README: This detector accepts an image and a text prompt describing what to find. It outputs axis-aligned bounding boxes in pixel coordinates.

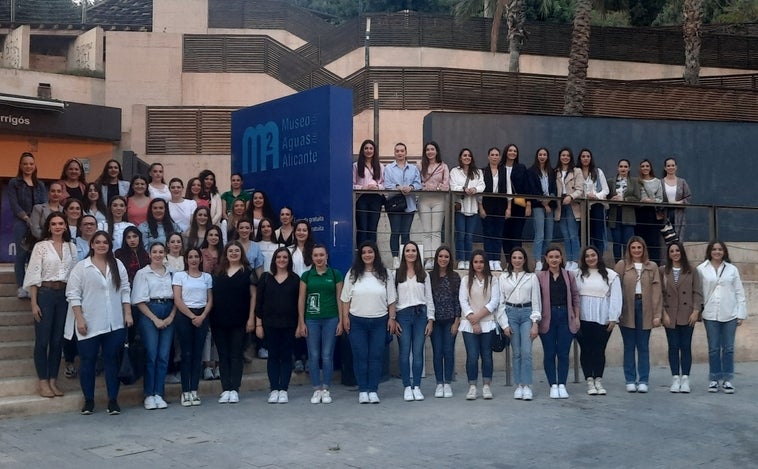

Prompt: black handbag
[491,326,509,352]
[384,194,407,213]
[117,342,136,385]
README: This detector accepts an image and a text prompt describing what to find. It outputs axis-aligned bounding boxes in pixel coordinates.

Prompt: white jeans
[418,193,447,259]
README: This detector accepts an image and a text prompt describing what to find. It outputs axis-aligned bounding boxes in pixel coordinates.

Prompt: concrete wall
[2,25,30,69]
[153,0,208,34]
[181,73,295,106]
[67,27,104,73]
[0,68,104,103]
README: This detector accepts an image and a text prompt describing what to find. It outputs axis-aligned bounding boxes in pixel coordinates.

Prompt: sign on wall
[231,86,354,271]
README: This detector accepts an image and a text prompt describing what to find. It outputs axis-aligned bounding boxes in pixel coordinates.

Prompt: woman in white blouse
[394,241,435,401]
[168,178,197,233]
[697,241,747,394]
[498,247,541,401]
[65,231,133,415]
[132,242,176,410]
[23,212,78,398]
[576,246,622,396]
[450,148,485,270]
[577,149,609,255]
[106,196,134,252]
[148,162,171,201]
[459,249,508,400]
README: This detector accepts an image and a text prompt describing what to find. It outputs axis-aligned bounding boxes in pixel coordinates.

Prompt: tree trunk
[490,0,506,53]
[683,0,703,85]
[506,0,526,72]
[564,0,592,116]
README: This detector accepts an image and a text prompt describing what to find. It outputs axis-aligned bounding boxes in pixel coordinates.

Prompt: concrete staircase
[0,268,311,419]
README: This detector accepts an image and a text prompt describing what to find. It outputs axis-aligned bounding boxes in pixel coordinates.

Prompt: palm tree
[564,0,592,115]
[505,0,527,72]
[682,0,703,85]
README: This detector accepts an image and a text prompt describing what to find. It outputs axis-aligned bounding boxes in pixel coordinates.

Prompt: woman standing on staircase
[23,212,78,398]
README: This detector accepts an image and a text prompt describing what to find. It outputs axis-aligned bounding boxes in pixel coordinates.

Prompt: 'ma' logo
[242,122,279,174]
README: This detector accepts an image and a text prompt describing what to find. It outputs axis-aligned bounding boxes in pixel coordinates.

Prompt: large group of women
[6,144,746,413]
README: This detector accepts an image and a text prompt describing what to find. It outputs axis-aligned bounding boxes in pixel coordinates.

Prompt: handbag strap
[504,272,526,304]
[703,264,725,308]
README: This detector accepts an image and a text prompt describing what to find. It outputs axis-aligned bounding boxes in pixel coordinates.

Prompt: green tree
[564,0,592,115]
[682,0,703,84]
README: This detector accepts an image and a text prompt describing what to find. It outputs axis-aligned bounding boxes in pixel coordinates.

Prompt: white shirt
[449,167,485,216]
[497,271,541,323]
[168,199,197,233]
[131,265,174,304]
[65,258,131,340]
[149,183,171,201]
[256,240,280,271]
[172,271,212,308]
[109,221,135,252]
[23,240,78,288]
[341,270,397,318]
[165,254,184,274]
[698,261,747,322]
[291,246,308,276]
[458,275,505,333]
[575,269,622,325]
[394,272,435,320]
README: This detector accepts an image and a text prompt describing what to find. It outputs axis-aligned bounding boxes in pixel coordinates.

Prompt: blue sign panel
[231,86,354,272]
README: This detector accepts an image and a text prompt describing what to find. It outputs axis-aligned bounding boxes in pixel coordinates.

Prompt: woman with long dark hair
[198,169,224,226]
[353,139,384,247]
[291,219,315,276]
[24,212,77,398]
[168,177,197,233]
[9,152,47,298]
[138,198,180,249]
[63,198,84,240]
[126,175,151,226]
[274,206,295,247]
[635,159,663,264]
[661,157,692,241]
[577,149,609,255]
[417,141,450,269]
[661,241,701,393]
[65,231,133,415]
[607,159,640,263]
[84,182,108,229]
[429,246,461,398]
[450,148,485,270]
[254,217,280,268]
[247,190,275,238]
[183,206,211,249]
[528,147,556,271]
[96,159,130,203]
[480,147,506,271]
[501,144,533,262]
[554,148,584,270]
[341,241,397,404]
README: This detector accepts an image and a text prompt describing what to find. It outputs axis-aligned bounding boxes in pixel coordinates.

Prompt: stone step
[0,284,18,297]
[0,271,15,284]
[0,341,33,360]
[0,370,320,419]
[0,325,35,342]
[0,311,34,327]
[0,297,31,312]
[0,358,36,378]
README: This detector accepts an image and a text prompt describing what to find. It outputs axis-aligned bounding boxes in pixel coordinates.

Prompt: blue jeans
[665,325,694,376]
[610,222,634,263]
[557,207,580,262]
[34,287,67,380]
[455,212,477,263]
[539,305,574,385]
[355,194,383,247]
[78,328,126,401]
[703,319,738,381]
[138,300,175,397]
[508,305,535,385]
[387,211,414,257]
[531,207,554,263]
[348,314,388,393]
[462,331,493,383]
[396,305,428,387]
[619,299,651,384]
[13,220,30,287]
[482,215,504,262]
[305,316,340,388]
[589,203,606,255]
[174,309,210,392]
[430,318,456,384]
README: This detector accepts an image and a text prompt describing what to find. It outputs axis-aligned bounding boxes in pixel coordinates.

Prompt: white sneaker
[368,392,380,403]
[535,261,543,271]
[680,375,690,393]
[443,383,453,398]
[311,389,322,404]
[229,390,239,403]
[154,394,167,409]
[424,259,434,270]
[203,367,214,380]
[403,386,414,401]
[144,395,157,410]
[587,378,597,395]
[722,381,735,394]
[277,390,289,403]
[393,257,400,269]
[181,392,192,407]
[626,383,638,392]
[190,390,201,406]
[594,378,606,395]
[17,287,30,299]
[218,390,231,404]
[513,385,524,399]
[637,383,649,393]
[708,380,719,392]
[434,384,444,398]
[358,392,369,404]
[492,261,503,271]
[258,348,269,359]
[466,385,477,400]
[213,366,221,380]
[522,385,533,401]
[268,390,280,403]
[670,375,681,393]
[482,384,493,399]
[457,261,466,270]
[320,389,332,404]
[549,384,560,399]
[412,386,424,401]
[558,384,569,398]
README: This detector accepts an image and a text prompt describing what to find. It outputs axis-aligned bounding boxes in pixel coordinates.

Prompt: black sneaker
[106,399,121,415]
[81,399,94,415]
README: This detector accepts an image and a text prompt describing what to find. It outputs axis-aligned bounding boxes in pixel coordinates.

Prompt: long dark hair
[530,147,552,174]
[42,211,72,242]
[664,241,692,275]
[85,182,107,214]
[430,245,456,290]
[421,141,442,179]
[88,231,121,290]
[270,246,294,275]
[457,148,480,179]
[705,240,731,263]
[294,219,315,267]
[395,240,426,285]
[466,249,492,294]
[126,175,150,197]
[200,225,224,259]
[502,143,520,165]
[356,139,381,181]
[117,226,148,256]
[247,190,275,222]
[106,196,129,239]
[253,217,274,242]
[506,247,532,277]
[149,162,165,184]
[578,245,610,284]
[215,240,251,275]
[577,148,598,182]
[350,241,388,284]
[198,169,218,197]
[17,152,39,184]
[145,198,175,239]
[63,198,83,237]
[186,206,210,248]
[554,147,575,174]
[184,247,203,272]
[184,177,201,199]
[95,159,123,186]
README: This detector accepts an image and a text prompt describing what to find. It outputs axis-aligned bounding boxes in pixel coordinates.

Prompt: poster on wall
[231,86,354,271]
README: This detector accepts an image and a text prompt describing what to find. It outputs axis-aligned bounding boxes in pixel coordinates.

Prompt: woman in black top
[429,246,461,398]
[212,241,257,404]
[501,144,534,262]
[255,246,300,404]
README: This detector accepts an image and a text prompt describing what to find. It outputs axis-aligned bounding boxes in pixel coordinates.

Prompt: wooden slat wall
[147,107,238,155]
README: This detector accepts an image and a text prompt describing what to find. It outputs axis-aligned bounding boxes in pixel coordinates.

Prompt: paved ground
[0,362,756,468]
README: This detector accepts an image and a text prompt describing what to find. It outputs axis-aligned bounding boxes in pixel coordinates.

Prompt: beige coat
[614,260,663,330]
[659,265,703,327]
[554,168,584,221]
